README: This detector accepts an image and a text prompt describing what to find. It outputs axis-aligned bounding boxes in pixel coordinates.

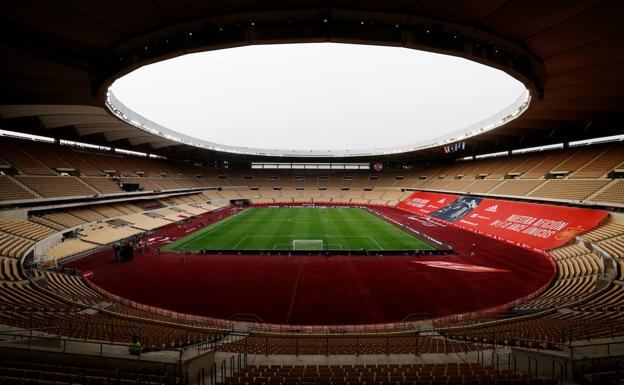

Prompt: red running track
[66,206,555,326]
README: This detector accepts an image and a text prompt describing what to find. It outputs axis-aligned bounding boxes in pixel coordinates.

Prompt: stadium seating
[43,238,97,260]
[0,138,56,175]
[218,335,481,356]
[81,176,124,194]
[218,363,555,385]
[0,359,170,385]
[0,136,622,383]
[1,137,623,207]
[527,179,610,201]
[0,221,54,241]
[0,264,223,349]
[34,212,86,229]
[589,179,624,205]
[437,222,624,348]
[14,176,97,198]
[0,256,24,280]
[0,175,38,201]
[0,233,34,259]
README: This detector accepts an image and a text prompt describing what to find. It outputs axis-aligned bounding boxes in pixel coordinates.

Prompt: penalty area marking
[236,235,384,250]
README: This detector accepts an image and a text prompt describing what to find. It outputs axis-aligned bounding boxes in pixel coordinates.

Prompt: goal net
[292,239,324,251]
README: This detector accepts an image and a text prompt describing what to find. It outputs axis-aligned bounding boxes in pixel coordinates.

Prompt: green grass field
[162,207,436,252]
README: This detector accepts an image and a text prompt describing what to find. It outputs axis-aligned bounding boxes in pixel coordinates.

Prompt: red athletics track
[65,205,555,326]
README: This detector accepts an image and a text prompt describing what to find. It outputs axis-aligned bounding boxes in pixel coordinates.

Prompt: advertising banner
[396,191,458,215]
[398,192,608,250]
[429,196,482,222]
[450,198,608,250]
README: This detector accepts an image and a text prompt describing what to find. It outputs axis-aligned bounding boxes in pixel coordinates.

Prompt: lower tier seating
[0,359,169,385]
[219,363,556,385]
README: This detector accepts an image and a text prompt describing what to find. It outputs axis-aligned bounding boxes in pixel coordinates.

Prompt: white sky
[111,43,525,151]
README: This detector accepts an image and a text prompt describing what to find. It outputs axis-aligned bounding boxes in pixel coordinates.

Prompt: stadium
[1,1,623,384]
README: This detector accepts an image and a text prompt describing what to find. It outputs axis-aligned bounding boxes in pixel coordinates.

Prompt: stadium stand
[77,223,143,245]
[14,176,97,198]
[0,138,56,175]
[0,267,223,350]
[2,3,624,383]
[81,176,125,194]
[0,233,34,259]
[0,175,38,201]
[218,363,556,385]
[43,238,97,260]
[0,221,54,241]
[1,138,622,207]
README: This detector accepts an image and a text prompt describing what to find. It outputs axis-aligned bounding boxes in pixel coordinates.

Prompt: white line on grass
[367,236,383,250]
[232,236,247,249]
[172,209,253,248]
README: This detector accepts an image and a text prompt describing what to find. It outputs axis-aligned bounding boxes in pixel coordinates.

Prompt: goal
[292,239,324,251]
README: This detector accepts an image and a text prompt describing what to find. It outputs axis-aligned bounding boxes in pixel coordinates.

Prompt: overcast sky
[111,43,525,152]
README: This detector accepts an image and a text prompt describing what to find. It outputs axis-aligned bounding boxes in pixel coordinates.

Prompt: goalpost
[292,239,324,251]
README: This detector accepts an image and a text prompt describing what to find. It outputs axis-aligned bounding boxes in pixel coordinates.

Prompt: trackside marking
[413,261,510,273]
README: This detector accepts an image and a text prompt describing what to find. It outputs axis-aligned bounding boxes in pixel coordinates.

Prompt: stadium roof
[1,0,623,162]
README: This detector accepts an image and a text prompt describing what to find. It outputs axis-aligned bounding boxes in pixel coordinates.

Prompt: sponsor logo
[485,205,498,212]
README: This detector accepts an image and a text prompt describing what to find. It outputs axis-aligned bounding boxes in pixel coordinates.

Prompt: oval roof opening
[110,43,528,156]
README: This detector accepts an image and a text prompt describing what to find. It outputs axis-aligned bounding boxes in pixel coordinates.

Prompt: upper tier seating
[0,137,622,208]
[0,138,56,175]
[0,175,38,201]
[14,176,97,198]
[570,144,624,178]
[81,177,124,194]
[589,179,624,205]
[527,179,610,201]
[487,179,544,197]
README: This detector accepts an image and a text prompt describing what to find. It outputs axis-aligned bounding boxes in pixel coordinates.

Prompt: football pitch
[162,207,436,252]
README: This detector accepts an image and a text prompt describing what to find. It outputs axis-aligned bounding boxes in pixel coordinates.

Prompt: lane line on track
[285,260,305,324]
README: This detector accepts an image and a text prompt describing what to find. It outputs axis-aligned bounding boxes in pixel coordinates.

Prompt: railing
[0,330,185,363]
[212,332,505,356]
[208,353,247,385]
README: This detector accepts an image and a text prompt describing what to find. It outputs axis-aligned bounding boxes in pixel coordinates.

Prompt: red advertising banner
[396,191,458,215]
[398,192,608,250]
[452,198,608,250]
